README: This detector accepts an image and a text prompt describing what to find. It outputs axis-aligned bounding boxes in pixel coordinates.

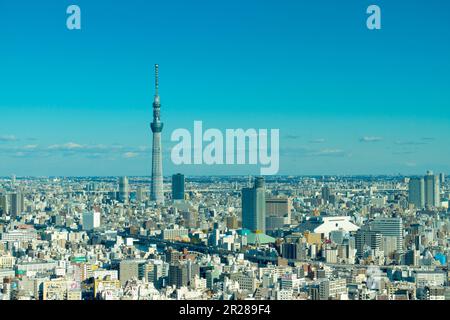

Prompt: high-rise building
[408,177,425,209]
[153,263,167,288]
[355,227,382,258]
[321,185,331,203]
[144,261,168,289]
[370,217,403,253]
[0,194,8,216]
[405,249,420,266]
[265,197,291,231]
[172,174,185,201]
[168,263,189,288]
[281,243,301,260]
[136,186,146,202]
[82,211,101,231]
[242,177,266,233]
[118,176,129,204]
[150,64,164,205]
[439,173,445,185]
[10,192,24,218]
[424,171,440,207]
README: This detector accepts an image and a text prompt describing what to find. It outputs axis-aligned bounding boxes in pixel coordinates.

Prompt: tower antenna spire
[155,64,159,97]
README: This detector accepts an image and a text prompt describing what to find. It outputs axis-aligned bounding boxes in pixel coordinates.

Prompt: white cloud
[48,142,84,150]
[309,138,326,144]
[308,149,346,157]
[360,136,383,142]
[0,135,17,142]
[22,144,38,150]
[123,152,139,159]
[405,162,417,167]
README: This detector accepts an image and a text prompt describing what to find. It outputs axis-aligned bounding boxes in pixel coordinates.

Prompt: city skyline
[1,0,450,176]
[1,173,448,301]
[1,0,449,306]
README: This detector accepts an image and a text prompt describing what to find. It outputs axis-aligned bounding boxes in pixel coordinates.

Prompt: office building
[0,195,8,216]
[118,177,130,204]
[424,171,440,207]
[10,192,24,218]
[82,211,101,231]
[405,249,420,266]
[168,263,189,288]
[370,217,404,253]
[119,260,146,286]
[408,177,425,209]
[265,196,291,230]
[321,185,332,203]
[242,177,266,233]
[172,174,185,201]
[355,227,382,258]
[319,278,347,300]
[281,243,302,260]
[136,186,146,202]
[439,173,445,185]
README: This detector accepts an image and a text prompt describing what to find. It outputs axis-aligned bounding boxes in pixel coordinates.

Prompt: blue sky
[0,0,449,176]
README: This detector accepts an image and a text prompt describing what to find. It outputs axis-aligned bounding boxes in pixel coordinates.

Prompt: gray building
[439,173,445,185]
[118,176,129,204]
[10,192,24,218]
[370,217,404,253]
[265,196,291,231]
[242,177,266,233]
[408,177,425,209]
[355,227,382,258]
[172,173,185,201]
[0,194,8,216]
[119,260,146,286]
[168,263,189,288]
[321,185,332,203]
[424,171,440,207]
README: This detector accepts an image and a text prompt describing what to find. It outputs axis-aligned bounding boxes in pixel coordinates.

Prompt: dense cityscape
[1,64,449,301]
[0,172,448,300]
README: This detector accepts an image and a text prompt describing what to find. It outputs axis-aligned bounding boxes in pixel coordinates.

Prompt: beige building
[0,255,15,269]
[43,279,80,300]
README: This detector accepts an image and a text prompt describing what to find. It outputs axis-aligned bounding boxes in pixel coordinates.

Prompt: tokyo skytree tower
[150,64,164,205]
